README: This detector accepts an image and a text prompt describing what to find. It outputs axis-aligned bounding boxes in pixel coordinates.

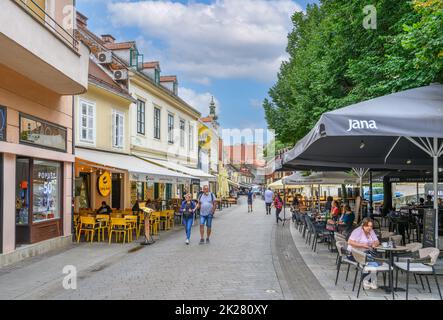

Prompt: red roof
[104,42,135,50]
[160,76,177,83]
[200,117,213,123]
[143,61,160,69]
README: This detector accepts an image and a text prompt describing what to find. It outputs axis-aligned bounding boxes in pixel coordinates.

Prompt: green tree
[265,0,443,144]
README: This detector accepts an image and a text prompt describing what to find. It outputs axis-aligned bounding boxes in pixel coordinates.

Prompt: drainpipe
[433,137,439,248]
[71,95,75,242]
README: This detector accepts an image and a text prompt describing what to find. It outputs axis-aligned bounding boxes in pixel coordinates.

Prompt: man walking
[197,185,217,244]
[247,188,254,213]
[264,187,274,215]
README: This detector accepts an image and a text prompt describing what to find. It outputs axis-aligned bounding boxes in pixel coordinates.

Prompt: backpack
[198,192,215,203]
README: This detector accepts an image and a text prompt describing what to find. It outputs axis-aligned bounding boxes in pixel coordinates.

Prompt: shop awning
[136,156,217,182]
[228,179,240,188]
[75,148,195,183]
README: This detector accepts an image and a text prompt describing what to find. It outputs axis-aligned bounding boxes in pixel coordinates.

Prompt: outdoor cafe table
[374,245,410,299]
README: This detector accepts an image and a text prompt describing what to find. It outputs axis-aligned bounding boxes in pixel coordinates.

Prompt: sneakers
[363,280,378,290]
[199,239,205,245]
[206,238,210,244]
[363,280,372,290]
[186,239,190,245]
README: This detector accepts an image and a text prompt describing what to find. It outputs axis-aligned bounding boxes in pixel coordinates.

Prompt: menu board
[422,208,436,248]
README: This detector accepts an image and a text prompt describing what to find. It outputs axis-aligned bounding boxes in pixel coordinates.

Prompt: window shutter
[118,113,124,147]
[112,111,116,147]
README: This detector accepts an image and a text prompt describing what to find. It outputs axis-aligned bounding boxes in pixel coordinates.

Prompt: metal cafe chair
[394,247,442,300]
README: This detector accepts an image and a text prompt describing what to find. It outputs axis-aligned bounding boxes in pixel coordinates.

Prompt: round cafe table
[374,245,410,299]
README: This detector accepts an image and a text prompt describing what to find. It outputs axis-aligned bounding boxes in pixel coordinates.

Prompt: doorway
[0,154,3,253]
[111,174,122,209]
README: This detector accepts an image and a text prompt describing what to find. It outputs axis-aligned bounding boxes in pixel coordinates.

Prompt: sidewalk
[0,209,222,299]
[0,202,254,300]
[289,221,442,300]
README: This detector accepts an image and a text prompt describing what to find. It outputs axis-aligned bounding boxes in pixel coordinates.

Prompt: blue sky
[77,0,317,133]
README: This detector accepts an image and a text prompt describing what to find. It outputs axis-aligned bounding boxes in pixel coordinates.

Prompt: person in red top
[331,200,340,221]
[274,193,284,224]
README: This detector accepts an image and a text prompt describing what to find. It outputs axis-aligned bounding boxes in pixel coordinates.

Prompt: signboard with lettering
[191,179,200,186]
[0,106,6,141]
[98,172,111,197]
[20,114,67,152]
[422,208,436,248]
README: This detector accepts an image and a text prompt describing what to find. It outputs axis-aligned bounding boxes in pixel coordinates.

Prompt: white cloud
[179,87,220,116]
[108,0,302,83]
[250,98,263,109]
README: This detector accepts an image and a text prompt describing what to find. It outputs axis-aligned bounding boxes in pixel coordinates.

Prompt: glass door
[15,158,30,246]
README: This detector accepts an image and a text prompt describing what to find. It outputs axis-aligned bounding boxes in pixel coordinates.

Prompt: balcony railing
[13,0,79,52]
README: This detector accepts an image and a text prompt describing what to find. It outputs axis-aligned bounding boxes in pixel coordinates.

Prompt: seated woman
[339,205,355,225]
[330,200,340,221]
[347,218,380,290]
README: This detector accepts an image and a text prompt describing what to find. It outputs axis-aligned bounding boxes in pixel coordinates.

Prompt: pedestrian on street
[197,185,217,244]
[264,187,274,215]
[274,193,284,224]
[180,193,197,245]
[247,188,254,213]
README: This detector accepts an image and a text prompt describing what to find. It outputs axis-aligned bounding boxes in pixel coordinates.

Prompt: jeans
[265,203,272,215]
[183,217,193,240]
[276,208,283,223]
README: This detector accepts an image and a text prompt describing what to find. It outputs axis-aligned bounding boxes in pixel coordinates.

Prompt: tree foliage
[264,0,443,144]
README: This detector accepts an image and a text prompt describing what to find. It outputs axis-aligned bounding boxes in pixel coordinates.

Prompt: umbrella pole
[433,138,439,248]
[318,184,321,213]
[283,181,286,226]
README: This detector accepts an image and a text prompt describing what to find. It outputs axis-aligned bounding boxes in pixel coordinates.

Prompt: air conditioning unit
[113,69,128,81]
[97,51,112,64]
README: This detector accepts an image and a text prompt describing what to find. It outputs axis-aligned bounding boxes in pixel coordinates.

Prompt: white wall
[129,81,198,164]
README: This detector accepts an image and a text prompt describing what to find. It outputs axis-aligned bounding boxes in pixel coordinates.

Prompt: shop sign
[0,106,6,141]
[191,179,200,186]
[20,114,67,152]
[98,172,111,197]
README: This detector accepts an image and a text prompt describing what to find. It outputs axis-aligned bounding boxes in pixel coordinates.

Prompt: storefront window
[136,182,145,201]
[32,160,61,223]
[16,158,30,225]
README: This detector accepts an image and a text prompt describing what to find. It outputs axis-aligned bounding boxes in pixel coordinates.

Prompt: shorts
[248,200,253,205]
[200,214,213,228]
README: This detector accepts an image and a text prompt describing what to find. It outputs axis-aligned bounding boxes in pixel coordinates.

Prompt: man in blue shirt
[247,189,254,213]
[264,188,274,215]
[197,185,217,244]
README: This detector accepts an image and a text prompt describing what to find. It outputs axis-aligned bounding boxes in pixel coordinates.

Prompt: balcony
[0,0,89,94]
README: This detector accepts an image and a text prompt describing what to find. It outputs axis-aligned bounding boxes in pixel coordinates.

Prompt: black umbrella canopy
[283,84,443,170]
[282,84,443,247]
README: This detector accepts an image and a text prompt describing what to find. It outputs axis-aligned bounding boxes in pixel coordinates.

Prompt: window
[189,123,194,151]
[155,69,160,84]
[180,120,185,148]
[137,100,145,135]
[32,160,61,223]
[79,99,95,144]
[112,110,124,148]
[168,114,174,144]
[154,107,161,139]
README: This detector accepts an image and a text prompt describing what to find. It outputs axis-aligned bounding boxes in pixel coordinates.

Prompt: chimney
[101,34,116,44]
[76,11,88,29]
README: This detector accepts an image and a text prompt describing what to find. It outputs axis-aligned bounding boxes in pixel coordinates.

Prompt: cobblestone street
[2,198,442,300]
[0,199,325,300]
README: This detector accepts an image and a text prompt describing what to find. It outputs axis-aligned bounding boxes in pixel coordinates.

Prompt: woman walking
[274,193,284,224]
[180,193,197,245]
